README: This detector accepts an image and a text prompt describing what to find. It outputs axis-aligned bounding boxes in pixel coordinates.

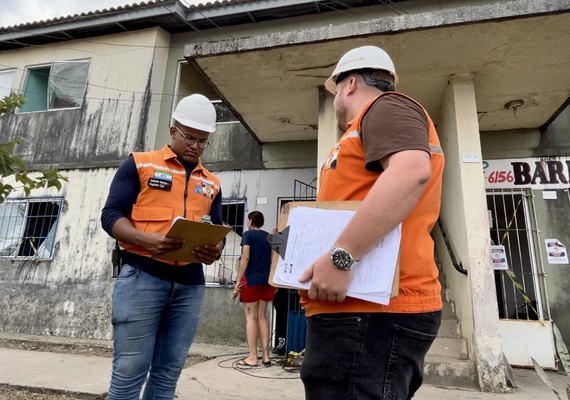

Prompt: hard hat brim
[324,76,337,95]
[174,117,216,133]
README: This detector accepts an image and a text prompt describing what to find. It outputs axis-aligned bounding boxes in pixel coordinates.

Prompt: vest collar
[160,144,206,174]
[345,93,386,132]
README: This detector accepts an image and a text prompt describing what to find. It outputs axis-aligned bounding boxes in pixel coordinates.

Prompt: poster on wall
[491,245,509,270]
[545,239,568,265]
[483,157,570,189]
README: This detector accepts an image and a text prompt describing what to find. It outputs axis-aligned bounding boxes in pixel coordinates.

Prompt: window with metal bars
[487,189,546,321]
[0,197,64,260]
[204,198,246,286]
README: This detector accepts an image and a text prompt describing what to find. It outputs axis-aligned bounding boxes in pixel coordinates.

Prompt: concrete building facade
[1,0,569,391]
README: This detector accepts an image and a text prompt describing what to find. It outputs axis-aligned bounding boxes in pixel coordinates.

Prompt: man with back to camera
[298,45,445,399]
[101,94,224,399]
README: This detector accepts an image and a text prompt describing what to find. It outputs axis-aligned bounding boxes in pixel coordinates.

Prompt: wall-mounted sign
[542,191,558,200]
[483,157,570,189]
[491,245,509,270]
[545,239,568,265]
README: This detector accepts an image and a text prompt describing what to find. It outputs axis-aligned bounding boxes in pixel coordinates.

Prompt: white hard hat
[324,45,398,94]
[171,94,217,133]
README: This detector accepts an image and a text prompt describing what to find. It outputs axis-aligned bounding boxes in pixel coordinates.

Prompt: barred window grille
[0,197,64,261]
[204,198,246,286]
[486,189,547,321]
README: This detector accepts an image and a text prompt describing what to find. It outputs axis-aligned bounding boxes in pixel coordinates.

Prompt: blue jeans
[301,311,441,400]
[108,265,205,400]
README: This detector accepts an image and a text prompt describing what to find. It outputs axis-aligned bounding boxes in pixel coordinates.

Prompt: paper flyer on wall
[545,239,568,265]
[490,245,508,270]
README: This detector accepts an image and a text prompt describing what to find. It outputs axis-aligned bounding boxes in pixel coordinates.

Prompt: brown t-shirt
[361,94,429,172]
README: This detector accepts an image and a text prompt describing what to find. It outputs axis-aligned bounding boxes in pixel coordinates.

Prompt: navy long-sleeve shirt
[101,156,223,284]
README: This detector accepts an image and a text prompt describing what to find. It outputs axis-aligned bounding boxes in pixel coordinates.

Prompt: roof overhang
[185,0,570,142]
[0,0,406,50]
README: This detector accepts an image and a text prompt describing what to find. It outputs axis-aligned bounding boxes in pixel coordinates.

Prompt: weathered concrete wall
[202,123,263,171]
[539,103,570,155]
[261,141,317,169]
[480,129,541,159]
[216,168,317,227]
[533,189,570,347]
[317,89,339,184]
[438,75,507,391]
[0,166,315,342]
[196,287,245,346]
[0,27,169,168]
[0,169,116,339]
[534,105,570,346]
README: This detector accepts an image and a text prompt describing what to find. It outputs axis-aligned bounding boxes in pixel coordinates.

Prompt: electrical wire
[208,324,303,378]
[0,0,407,50]
[160,5,215,42]
[0,1,410,104]
[179,0,235,40]
[380,0,409,15]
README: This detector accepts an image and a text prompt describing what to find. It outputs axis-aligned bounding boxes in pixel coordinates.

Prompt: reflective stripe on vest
[119,145,221,264]
[304,92,444,315]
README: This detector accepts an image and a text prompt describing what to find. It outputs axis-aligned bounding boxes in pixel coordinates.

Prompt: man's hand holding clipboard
[161,217,232,264]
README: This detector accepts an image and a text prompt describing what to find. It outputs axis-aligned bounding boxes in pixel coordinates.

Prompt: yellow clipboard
[162,218,232,263]
[268,201,399,298]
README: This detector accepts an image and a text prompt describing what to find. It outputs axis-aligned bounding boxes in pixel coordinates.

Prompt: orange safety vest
[119,145,221,264]
[302,92,444,316]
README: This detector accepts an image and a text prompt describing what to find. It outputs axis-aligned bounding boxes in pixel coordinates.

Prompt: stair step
[441,302,456,319]
[428,337,468,359]
[438,318,461,338]
[424,355,477,388]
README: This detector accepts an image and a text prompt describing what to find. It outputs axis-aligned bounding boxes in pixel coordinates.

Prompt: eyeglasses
[174,127,209,149]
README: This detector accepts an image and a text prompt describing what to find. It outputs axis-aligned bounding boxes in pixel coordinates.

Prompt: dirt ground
[0,385,102,400]
[0,337,207,400]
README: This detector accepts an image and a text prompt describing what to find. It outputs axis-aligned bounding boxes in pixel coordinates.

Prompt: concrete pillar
[317,87,340,187]
[438,74,507,392]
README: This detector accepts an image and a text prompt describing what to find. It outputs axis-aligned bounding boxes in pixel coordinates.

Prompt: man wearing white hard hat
[101,94,224,399]
[299,46,445,399]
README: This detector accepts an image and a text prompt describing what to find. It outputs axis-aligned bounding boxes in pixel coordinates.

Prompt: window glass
[20,60,90,112]
[213,101,240,124]
[0,197,64,260]
[20,67,50,112]
[0,202,26,256]
[0,69,16,99]
[48,61,90,109]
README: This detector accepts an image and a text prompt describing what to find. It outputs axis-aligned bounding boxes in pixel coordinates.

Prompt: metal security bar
[0,197,64,261]
[204,197,246,286]
[486,189,547,321]
[293,179,317,201]
[281,179,317,353]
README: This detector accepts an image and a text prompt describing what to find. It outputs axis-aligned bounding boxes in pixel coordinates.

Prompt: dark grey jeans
[301,311,441,400]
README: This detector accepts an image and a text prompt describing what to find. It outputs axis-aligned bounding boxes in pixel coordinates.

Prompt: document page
[272,207,401,305]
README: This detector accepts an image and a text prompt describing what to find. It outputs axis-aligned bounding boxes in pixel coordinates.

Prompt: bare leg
[243,302,259,364]
[257,300,271,363]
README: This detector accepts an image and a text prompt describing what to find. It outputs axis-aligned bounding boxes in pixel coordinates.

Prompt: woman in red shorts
[234,211,276,367]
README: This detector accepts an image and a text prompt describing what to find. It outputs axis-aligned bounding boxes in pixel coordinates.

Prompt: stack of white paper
[272,207,401,305]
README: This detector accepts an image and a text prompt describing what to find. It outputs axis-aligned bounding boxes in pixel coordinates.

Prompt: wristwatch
[330,245,358,271]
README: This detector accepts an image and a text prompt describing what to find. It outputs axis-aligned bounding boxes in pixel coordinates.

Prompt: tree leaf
[531,357,562,399]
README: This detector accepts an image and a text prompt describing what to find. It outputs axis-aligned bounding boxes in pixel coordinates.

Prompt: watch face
[332,248,353,270]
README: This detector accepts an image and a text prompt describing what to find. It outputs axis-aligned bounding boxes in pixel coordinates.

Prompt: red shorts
[239,277,276,303]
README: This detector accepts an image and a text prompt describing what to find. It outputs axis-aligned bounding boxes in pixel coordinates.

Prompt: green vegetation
[0,93,67,203]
